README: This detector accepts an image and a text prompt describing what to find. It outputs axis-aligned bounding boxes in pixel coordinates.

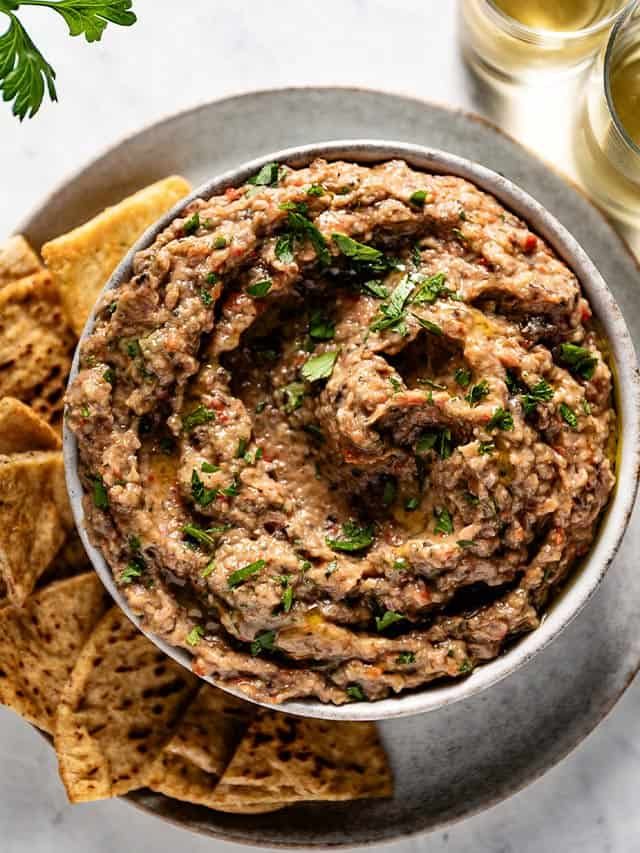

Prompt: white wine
[491,0,626,33]
[461,0,627,82]
[610,42,640,144]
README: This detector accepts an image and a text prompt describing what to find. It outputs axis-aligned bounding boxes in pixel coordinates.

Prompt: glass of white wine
[574,0,640,224]
[460,0,632,82]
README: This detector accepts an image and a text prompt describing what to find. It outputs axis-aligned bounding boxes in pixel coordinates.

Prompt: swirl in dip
[67,159,616,705]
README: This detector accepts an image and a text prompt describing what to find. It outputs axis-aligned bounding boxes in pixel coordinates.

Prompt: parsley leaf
[306,183,326,197]
[409,190,429,208]
[281,582,294,613]
[182,524,222,550]
[120,559,143,584]
[487,407,514,431]
[246,278,272,298]
[287,210,330,265]
[416,428,453,460]
[376,611,405,631]
[370,275,416,333]
[411,272,447,304]
[454,367,472,389]
[521,379,554,414]
[397,651,416,665]
[346,684,366,702]
[183,212,200,236]
[466,380,490,406]
[191,469,218,507]
[282,381,306,413]
[478,440,495,455]
[326,521,374,553]
[228,559,266,589]
[332,233,391,273]
[186,625,205,647]
[361,279,389,299]
[91,475,109,509]
[308,310,335,341]
[382,478,397,507]
[275,233,295,263]
[182,405,215,432]
[412,314,443,336]
[248,162,281,186]
[558,343,598,380]
[251,630,276,656]
[300,349,339,382]
[434,507,454,536]
[559,402,578,429]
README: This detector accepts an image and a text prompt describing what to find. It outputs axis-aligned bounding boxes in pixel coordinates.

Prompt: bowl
[64,139,640,722]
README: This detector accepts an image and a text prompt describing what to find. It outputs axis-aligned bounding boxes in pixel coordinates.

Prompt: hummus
[67,159,616,705]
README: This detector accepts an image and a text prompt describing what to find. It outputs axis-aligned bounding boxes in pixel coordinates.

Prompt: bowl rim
[63,139,640,722]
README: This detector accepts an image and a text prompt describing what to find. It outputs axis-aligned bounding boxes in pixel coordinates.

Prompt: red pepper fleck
[581,303,592,322]
[523,234,537,254]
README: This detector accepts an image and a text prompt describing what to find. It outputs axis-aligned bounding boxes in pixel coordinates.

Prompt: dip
[67,158,616,705]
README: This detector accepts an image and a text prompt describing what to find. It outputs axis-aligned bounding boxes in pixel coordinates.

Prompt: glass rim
[485,0,634,43]
[604,0,640,157]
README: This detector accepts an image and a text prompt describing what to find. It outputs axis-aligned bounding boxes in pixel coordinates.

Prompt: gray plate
[19,87,640,848]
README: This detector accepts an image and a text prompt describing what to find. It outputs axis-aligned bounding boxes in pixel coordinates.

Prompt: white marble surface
[2,1,640,851]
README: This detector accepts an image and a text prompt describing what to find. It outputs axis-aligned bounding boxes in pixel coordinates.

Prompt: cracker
[0,450,72,605]
[42,176,192,335]
[0,235,42,290]
[0,573,108,733]
[54,607,198,803]
[0,397,61,453]
[0,273,75,427]
[210,711,393,809]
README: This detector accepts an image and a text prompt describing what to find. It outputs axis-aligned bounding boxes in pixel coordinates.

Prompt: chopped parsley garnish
[393,557,408,571]
[103,367,115,384]
[246,278,272,298]
[236,438,248,458]
[251,630,276,657]
[283,382,306,413]
[91,475,109,510]
[521,379,554,415]
[201,461,219,474]
[478,440,496,455]
[397,651,416,665]
[389,376,402,394]
[126,339,142,358]
[382,478,397,507]
[457,540,475,549]
[306,183,326,197]
[582,399,592,415]
[186,625,205,647]
[206,272,219,285]
[120,559,144,584]
[376,611,405,632]
[558,343,598,380]
[81,404,90,418]
[201,561,216,578]
[286,210,330,266]
[434,507,454,536]
[221,478,240,498]
[200,288,213,306]
[412,272,447,304]
[255,400,267,414]
[416,428,453,460]
[361,279,389,299]
[213,235,228,250]
[182,405,215,432]
[326,521,374,553]
[459,659,474,674]
[487,407,514,431]
[559,402,578,429]
[412,314,443,336]
[183,212,200,236]
[281,581,294,613]
[248,162,281,186]
[346,684,366,702]
[275,233,295,263]
[416,378,447,390]
[228,559,266,589]
[452,227,467,244]
[182,524,218,549]
[370,275,417,334]
[454,367,472,389]
[332,233,391,273]
[466,380,490,406]
[308,310,335,341]
[409,190,429,208]
[404,497,420,512]
[464,491,480,505]
[300,350,339,382]
[191,469,218,507]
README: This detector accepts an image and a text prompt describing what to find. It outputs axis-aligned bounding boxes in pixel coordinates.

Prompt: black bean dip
[67,159,616,705]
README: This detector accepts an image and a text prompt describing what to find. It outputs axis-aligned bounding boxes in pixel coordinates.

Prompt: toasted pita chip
[0,451,72,605]
[147,751,284,813]
[0,235,42,289]
[0,397,61,453]
[54,608,198,803]
[0,574,108,733]
[0,272,75,426]
[42,176,192,335]
[38,529,90,589]
[164,685,255,776]
[210,711,393,810]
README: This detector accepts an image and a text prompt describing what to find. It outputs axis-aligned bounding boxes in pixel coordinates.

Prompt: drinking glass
[574,0,640,224]
[460,0,631,82]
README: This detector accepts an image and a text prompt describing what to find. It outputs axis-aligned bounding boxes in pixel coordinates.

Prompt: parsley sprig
[0,1,137,120]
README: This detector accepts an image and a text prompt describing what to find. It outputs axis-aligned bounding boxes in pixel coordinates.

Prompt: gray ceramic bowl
[64,140,640,722]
